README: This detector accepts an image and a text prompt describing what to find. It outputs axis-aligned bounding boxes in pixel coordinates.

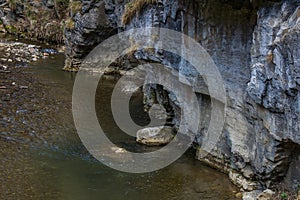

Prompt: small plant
[5,25,18,33]
[65,18,75,30]
[68,0,82,17]
[55,0,69,3]
[7,0,19,11]
[25,5,36,19]
[281,192,288,199]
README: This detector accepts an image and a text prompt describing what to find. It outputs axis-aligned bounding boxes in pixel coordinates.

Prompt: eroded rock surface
[63,0,120,70]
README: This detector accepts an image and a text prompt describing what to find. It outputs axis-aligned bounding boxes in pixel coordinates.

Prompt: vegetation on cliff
[122,0,157,24]
[0,0,82,43]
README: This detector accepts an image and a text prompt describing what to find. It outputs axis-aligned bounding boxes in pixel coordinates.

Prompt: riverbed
[0,38,238,200]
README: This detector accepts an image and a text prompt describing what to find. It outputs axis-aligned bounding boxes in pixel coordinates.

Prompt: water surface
[1,52,237,200]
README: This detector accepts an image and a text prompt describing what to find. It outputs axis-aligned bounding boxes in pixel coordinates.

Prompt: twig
[0,2,8,7]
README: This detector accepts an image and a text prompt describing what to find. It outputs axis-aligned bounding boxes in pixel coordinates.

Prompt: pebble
[256,189,275,200]
[28,47,36,54]
[0,70,11,73]
[32,57,37,62]
[8,59,13,62]
[11,82,16,86]
[19,86,29,89]
[111,147,126,153]
[235,192,243,198]
[0,86,7,89]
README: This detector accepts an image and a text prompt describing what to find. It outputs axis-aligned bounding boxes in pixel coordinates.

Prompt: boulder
[136,126,174,146]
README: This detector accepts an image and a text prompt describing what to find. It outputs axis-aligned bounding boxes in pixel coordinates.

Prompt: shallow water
[1,52,237,199]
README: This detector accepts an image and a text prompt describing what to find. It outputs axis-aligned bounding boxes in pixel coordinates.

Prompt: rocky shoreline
[0,38,79,199]
[0,38,62,142]
[0,39,60,64]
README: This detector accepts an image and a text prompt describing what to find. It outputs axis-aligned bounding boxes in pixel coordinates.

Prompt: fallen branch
[0,2,8,7]
[0,70,11,73]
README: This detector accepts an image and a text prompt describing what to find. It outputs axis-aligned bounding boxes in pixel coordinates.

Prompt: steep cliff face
[63,0,120,70]
[247,0,300,189]
[65,0,300,192]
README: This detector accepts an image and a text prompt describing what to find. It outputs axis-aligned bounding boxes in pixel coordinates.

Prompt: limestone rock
[256,189,275,200]
[229,171,261,191]
[242,190,261,200]
[136,126,174,146]
[63,0,118,71]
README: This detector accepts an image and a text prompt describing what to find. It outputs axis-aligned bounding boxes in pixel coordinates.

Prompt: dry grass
[65,18,75,30]
[68,0,82,17]
[271,183,300,200]
[122,0,158,24]
[272,191,299,200]
[7,0,20,11]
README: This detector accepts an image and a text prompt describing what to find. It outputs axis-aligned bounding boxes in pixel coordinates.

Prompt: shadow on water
[1,52,238,199]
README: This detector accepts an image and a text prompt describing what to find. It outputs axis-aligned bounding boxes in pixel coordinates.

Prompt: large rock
[136,126,174,146]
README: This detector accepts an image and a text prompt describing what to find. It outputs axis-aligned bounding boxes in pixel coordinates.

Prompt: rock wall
[62,0,300,191]
[63,0,121,70]
[247,0,300,189]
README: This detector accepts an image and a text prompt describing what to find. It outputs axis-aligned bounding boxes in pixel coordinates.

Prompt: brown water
[0,52,237,199]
